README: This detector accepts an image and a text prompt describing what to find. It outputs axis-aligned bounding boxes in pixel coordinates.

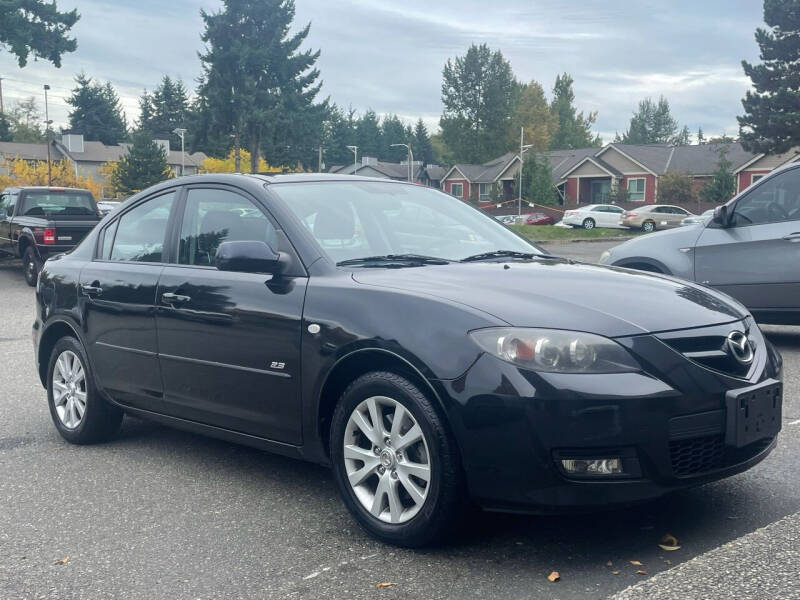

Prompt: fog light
[561,458,623,475]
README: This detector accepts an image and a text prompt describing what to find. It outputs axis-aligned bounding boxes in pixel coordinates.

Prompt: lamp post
[173,128,187,176]
[390,143,414,182]
[346,145,358,175]
[44,84,52,186]
[517,126,533,216]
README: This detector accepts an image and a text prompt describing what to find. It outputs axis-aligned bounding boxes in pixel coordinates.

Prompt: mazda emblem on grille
[726,331,753,365]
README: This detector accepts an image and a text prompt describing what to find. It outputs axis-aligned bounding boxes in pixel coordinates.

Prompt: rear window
[20,191,97,216]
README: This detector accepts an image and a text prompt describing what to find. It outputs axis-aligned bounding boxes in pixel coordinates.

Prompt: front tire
[23,247,41,287]
[330,371,465,547]
[582,218,595,230]
[47,336,123,444]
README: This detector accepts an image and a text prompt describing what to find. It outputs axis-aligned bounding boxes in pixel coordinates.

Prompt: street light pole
[173,128,187,176]
[346,145,358,175]
[518,126,532,216]
[390,143,414,182]
[44,84,52,186]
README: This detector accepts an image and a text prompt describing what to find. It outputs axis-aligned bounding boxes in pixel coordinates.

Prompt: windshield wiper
[460,250,560,262]
[337,254,451,267]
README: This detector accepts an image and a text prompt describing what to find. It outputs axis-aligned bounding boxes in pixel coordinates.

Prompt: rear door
[0,191,12,254]
[694,167,800,313]
[79,188,179,411]
[155,185,307,444]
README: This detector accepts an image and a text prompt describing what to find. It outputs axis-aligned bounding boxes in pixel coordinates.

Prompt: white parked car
[561,204,626,230]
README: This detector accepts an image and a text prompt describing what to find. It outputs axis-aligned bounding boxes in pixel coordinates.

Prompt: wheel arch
[316,348,451,460]
[611,256,672,275]
[37,318,83,387]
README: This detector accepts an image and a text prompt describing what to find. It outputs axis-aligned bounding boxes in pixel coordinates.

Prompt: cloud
[0,0,764,144]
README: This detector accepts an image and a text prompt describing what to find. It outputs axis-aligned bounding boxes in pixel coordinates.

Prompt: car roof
[1,186,92,192]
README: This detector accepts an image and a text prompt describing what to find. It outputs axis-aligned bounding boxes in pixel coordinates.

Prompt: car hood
[351,259,746,337]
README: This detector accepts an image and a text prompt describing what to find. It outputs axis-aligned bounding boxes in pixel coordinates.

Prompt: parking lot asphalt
[1,245,798,600]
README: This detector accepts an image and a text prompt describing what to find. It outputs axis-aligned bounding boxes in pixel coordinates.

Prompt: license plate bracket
[725,379,782,447]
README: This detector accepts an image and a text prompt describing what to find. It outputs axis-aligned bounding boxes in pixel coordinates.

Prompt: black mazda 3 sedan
[33,174,783,546]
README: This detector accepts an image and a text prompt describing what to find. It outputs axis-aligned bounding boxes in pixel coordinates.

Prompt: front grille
[669,435,773,477]
[657,321,760,378]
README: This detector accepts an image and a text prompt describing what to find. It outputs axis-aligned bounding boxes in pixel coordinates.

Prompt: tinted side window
[732,168,800,226]
[110,191,175,262]
[100,220,119,259]
[0,194,7,218]
[178,188,277,266]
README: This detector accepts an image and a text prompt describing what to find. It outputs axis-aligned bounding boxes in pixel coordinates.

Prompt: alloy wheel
[343,395,432,524]
[583,218,595,230]
[52,350,87,429]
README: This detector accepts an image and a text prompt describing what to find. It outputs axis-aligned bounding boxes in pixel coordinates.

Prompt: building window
[751,174,765,184]
[627,178,646,202]
[478,183,491,202]
[450,183,463,198]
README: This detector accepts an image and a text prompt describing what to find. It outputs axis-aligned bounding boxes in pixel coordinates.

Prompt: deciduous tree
[739,0,800,153]
[658,172,695,203]
[549,73,600,150]
[509,81,556,152]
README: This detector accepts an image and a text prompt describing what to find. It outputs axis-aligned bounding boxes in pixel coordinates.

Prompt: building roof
[446,152,519,183]
[57,140,206,168]
[424,165,446,181]
[0,141,65,162]
[665,142,755,175]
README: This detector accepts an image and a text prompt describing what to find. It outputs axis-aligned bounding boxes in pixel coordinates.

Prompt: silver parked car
[681,209,714,226]
[600,163,800,325]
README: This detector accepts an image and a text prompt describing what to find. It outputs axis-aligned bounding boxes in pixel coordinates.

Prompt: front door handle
[80,284,103,296]
[161,292,191,306]
[782,232,800,242]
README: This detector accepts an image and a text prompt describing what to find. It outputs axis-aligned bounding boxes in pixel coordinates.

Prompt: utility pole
[518,126,532,216]
[317,146,323,173]
[44,84,52,186]
[346,145,358,175]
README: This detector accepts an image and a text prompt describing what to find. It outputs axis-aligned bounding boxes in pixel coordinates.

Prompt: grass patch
[511,225,642,242]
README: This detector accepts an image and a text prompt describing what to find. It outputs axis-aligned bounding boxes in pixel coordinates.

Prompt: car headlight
[469,328,640,374]
[599,250,611,264]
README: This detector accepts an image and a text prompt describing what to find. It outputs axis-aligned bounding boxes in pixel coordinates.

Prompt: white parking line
[788,419,800,426]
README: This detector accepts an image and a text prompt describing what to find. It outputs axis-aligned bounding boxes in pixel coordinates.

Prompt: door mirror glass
[215,240,286,274]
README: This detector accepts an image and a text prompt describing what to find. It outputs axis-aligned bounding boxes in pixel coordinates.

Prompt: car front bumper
[434,327,782,512]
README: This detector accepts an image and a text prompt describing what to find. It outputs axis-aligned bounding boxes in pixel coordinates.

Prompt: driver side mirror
[215,240,287,275]
[712,205,730,227]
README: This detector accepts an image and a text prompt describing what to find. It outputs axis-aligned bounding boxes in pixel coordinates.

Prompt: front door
[0,192,12,255]
[79,189,178,411]
[695,167,800,314]
[591,180,610,204]
[155,186,307,444]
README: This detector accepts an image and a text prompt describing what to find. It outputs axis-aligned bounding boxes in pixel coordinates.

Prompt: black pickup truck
[0,186,102,286]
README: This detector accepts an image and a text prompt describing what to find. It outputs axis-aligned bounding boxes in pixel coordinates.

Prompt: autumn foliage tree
[0,157,102,199]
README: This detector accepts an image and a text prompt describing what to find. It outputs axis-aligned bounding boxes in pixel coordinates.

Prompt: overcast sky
[0,0,765,144]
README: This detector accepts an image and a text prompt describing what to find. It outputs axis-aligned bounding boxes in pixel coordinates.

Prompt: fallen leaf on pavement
[606,561,613,567]
[55,556,69,565]
[547,571,560,582]
[636,570,648,575]
[630,560,643,566]
[376,582,397,589]
[658,533,681,551]
[611,570,620,575]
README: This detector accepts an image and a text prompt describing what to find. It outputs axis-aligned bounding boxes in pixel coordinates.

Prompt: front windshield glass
[271,181,542,264]
[21,191,97,216]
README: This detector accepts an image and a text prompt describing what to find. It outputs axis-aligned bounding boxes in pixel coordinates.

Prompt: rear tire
[330,371,466,547]
[47,336,123,444]
[642,221,655,233]
[582,218,595,230]
[23,247,41,287]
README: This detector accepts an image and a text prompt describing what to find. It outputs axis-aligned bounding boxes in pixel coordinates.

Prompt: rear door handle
[161,292,191,306]
[80,284,103,296]
[782,232,800,242]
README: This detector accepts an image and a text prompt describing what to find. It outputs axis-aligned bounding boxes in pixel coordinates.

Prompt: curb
[534,236,636,244]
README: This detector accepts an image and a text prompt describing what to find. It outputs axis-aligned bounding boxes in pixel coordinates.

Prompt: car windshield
[271,180,543,264]
[21,191,96,216]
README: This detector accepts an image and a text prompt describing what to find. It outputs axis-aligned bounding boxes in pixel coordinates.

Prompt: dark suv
[0,186,101,285]
[33,174,782,546]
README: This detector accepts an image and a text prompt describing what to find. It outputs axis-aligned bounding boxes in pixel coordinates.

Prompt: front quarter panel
[608,225,704,278]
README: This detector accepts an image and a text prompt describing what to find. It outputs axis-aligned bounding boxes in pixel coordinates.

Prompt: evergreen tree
[66,74,127,145]
[380,114,407,161]
[739,0,800,153]
[198,0,324,173]
[674,125,691,145]
[0,0,79,67]
[0,113,11,141]
[440,44,516,163]
[621,96,678,144]
[549,73,600,149]
[112,131,171,195]
[321,104,357,167]
[522,154,557,205]
[412,119,434,165]
[701,147,737,203]
[355,109,382,158]
[509,80,556,152]
[186,78,232,158]
[138,76,190,149]
[697,127,706,144]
